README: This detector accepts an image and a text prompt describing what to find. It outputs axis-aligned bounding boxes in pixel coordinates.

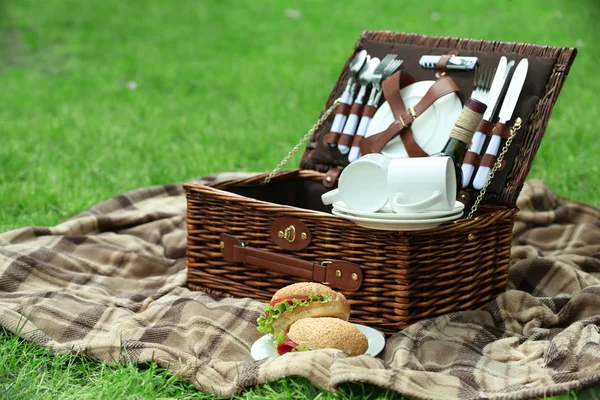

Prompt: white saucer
[365,81,463,158]
[332,208,463,231]
[250,323,385,360]
[332,200,465,220]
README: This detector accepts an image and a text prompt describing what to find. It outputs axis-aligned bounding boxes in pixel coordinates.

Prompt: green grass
[0,326,400,399]
[0,0,599,398]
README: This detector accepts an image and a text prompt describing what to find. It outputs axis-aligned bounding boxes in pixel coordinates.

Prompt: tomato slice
[269,297,309,307]
[277,340,297,355]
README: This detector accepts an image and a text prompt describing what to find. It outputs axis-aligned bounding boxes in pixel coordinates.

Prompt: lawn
[1,0,599,398]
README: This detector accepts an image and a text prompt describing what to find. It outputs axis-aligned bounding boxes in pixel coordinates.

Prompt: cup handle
[392,191,443,213]
[321,189,341,205]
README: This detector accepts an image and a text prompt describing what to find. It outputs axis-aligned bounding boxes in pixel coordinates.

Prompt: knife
[472,58,529,190]
[460,56,508,188]
[419,55,479,71]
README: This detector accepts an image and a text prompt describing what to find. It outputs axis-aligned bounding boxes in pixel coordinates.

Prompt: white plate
[332,200,465,220]
[365,81,463,158]
[332,208,463,231]
[250,323,385,360]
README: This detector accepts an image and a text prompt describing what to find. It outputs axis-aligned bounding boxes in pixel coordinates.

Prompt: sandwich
[256,282,351,337]
[277,317,369,356]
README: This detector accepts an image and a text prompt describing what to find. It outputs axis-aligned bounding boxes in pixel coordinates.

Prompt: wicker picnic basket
[185,31,576,336]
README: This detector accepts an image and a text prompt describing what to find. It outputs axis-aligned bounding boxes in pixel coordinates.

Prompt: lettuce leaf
[273,332,287,348]
[256,293,331,335]
[273,331,310,355]
[292,344,309,352]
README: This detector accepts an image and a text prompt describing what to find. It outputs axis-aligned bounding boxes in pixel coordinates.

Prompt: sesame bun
[269,283,351,334]
[287,317,368,356]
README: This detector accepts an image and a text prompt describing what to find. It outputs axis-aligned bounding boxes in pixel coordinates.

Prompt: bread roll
[269,283,350,334]
[287,317,368,356]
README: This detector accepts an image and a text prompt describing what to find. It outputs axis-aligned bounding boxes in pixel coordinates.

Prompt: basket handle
[219,233,363,291]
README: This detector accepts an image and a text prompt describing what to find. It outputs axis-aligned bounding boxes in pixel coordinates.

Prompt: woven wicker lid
[300,31,577,209]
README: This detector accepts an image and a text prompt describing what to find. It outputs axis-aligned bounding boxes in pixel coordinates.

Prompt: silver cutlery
[470,65,495,106]
[327,50,369,147]
[348,56,403,162]
[472,58,529,190]
[338,57,381,154]
[461,56,510,188]
[419,55,479,71]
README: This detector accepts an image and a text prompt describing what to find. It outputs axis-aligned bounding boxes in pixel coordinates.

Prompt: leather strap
[435,50,459,77]
[362,105,377,118]
[359,73,461,157]
[347,103,378,150]
[436,55,453,76]
[220,233,363,291]
[461,118,496,166]
[457,189,472,216]
[335,102,351,116]
[349,103,364,116]
[494,122,512,140]
[477,121,512,169]
[337,133,354,147]
[323,103,353,145]
[324,131,340,145]
[480,154,507,171]
[477,119,496,137]
[323,167,342,187]
[462,151,482,166]
[351,134,364,147]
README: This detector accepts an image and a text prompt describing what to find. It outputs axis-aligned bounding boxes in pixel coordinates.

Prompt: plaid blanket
[1,176,599,399]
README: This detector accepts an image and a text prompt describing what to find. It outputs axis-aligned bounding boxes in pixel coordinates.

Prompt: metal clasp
[408,106,417,120]
[397,107,417,128]
[277,224,296,243]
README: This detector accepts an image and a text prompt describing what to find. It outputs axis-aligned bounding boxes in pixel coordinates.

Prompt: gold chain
[262,98,342,184]
[467,117,523,219]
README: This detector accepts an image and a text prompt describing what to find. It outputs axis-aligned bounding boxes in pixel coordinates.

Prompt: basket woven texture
[187,171,517,335]
[185,31,576,335]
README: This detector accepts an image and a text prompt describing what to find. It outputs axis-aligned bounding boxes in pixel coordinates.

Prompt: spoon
[338,57,381,154]
[327,50,369,147]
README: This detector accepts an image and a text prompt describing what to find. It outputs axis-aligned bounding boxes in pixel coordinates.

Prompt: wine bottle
[430,98,487,189]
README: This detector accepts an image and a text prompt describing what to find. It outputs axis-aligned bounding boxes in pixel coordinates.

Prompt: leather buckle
[397,107,417,129]
[312,261,329,283]
[408,107,417,120]
[397,116,409,128]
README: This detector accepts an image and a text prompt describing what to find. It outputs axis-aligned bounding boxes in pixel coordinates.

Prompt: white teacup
[321,153,391,212]
[388,157,456,213]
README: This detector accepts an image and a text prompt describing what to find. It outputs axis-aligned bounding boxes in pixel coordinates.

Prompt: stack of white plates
[331,201,465,231]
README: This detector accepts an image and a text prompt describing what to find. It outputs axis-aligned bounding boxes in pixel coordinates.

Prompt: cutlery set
[464,57,528,190]
[326,51,402,161]
[321,52,530,229]
[419,55,479,71]
[338,56,381,155]
[328,50,369,146]
[329,51,529,193]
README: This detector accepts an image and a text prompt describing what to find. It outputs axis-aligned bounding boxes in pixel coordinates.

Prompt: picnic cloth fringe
[1,175,599,399]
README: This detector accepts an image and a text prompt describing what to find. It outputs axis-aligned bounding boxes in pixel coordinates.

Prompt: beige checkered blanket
[1,176,599,399]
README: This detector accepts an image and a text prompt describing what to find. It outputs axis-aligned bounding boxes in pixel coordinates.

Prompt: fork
[451,65,495,141]
[347,56,403,162]
[470,65,495,106]
[443,65,495,171]
[337,57,381,154]
[461,58,512,188]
